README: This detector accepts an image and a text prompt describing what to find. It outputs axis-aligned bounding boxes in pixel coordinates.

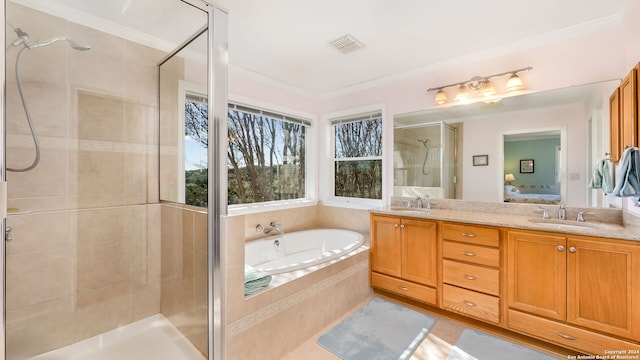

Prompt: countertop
[371,206,640,242]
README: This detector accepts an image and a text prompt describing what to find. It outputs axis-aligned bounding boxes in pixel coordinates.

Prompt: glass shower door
[3,1,226,359]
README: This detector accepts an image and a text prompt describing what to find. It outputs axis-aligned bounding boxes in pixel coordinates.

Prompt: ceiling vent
[329,34,365,54]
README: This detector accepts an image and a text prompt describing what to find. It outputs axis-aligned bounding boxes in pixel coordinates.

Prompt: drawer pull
[556,332,577,341]
[397,286,409,291]
[461,251,476,257]
[463,300,477,307]
[463,274,477,280]
[462,233,476,237]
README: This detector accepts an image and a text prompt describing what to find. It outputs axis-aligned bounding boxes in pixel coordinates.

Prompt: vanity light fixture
[505,173,515,185]
[427,66,532,105]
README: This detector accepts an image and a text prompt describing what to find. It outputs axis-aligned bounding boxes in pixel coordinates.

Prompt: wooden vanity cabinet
[610,63,639,161]
[441,223,501,324]
[370,214,437,304]
[507,230,640,352]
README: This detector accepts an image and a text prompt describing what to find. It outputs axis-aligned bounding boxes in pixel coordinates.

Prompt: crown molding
[10,0,176,52]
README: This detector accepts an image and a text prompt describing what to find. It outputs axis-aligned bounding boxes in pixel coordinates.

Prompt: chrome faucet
[415,196,423,209]
[576,212,585,222]
[264,221,284,236]
[537,206,550,219]
[558,204,566,220]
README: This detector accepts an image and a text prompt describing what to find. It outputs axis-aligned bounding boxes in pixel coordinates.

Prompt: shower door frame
[176,1,228,359]
[0,1,6,359]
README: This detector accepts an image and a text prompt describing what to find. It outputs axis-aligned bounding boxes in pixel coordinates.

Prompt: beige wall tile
[6,146,69,200]
[76,92,125,142]
[6,251,73,311]
[6,297,74,359]
[6,212,72,255]
[318,205,371,233]
[73,283,133,341]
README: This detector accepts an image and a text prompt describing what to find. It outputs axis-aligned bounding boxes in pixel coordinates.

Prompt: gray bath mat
[317,297,435,360]
[447,328,558,360]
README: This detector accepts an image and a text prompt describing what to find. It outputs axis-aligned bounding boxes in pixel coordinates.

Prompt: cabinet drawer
[372,272,436,305]
[443,241,500,267]
[508,309,640,355]
[442,223,499,247]
[443,260,499,296]
[443,284,499,324]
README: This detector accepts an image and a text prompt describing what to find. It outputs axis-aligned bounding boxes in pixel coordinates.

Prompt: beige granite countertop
[371,201,640,242]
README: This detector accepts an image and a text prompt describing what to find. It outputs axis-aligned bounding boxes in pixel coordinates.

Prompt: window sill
[227,199,318,216]
[321,198,384,211]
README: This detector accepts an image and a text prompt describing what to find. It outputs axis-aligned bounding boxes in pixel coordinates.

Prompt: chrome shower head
[27,36,91,51]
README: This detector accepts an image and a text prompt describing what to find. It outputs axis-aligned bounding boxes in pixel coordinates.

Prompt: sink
[389,207,434,215]
[528,219,596,231]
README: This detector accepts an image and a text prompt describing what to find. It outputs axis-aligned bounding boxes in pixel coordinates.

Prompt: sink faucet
[415,196,423,209]
[264,221,284,236]
[536,206,550,219]
[558,204,566,220]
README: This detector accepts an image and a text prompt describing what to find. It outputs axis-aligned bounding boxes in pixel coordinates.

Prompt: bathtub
[245,229,365,274]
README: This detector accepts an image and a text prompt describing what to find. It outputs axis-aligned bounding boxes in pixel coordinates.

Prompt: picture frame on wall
[472,155,488,166]
[520,159,534,173]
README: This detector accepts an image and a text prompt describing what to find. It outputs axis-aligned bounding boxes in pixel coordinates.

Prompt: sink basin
[389,207,434,215]
[528,219,596,231]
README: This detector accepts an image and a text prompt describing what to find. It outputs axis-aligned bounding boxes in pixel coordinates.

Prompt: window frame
[226,94,318,215]
[324,104,387,209]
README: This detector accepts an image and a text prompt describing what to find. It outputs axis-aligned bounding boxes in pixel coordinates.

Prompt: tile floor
[282,295,566,360]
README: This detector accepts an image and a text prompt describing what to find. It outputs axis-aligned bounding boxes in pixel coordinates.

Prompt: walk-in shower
[6,26,90,172]
[2,1,227,359]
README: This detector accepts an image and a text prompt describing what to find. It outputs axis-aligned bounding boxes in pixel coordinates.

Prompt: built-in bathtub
[245,228,365,274]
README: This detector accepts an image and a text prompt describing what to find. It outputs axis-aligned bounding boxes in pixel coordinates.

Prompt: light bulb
[506,73,524,92]
[480,80,496,97]
[434,89,448,105]
[455,84,471,102]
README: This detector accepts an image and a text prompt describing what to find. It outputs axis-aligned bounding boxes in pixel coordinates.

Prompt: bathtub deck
[30,314,204,360]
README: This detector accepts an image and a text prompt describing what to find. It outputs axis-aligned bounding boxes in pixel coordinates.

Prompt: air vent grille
[329,34,365,54]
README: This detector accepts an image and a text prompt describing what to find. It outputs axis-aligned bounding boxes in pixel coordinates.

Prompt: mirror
[394,79,620,207]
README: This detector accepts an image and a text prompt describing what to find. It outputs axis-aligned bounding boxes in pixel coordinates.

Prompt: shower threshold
[30,314,205,360]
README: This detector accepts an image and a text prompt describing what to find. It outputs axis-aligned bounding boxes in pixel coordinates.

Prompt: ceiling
[12,0,627,97]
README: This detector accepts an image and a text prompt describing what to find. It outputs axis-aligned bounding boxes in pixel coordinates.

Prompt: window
[227,103,310,206]
[184,92,209,207]
[331,110,383,202]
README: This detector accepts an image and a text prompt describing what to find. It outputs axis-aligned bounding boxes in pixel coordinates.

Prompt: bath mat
[446,328,558,360]
[317,297,435,360]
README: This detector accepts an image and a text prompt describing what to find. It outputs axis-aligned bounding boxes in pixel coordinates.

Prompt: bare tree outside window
[333,114,383,199]
[183,100,307,207]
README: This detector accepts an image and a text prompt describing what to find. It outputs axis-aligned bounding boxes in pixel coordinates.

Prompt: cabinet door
[610,87,621,162]
[620,67,638,150]
[507,231,566,320]
[370,215,402,277]
[401,218,437,286]
[567,238,640,340]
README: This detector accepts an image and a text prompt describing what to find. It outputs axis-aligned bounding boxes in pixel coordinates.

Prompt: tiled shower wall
[160,204,209,355]
[5,3,164,357]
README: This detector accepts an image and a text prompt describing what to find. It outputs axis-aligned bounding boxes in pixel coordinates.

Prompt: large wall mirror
[394,79,620,208]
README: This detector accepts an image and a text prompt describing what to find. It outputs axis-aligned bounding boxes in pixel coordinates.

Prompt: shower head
[26,36,91,51]
[9,27,30,47]
[14,27,29,39]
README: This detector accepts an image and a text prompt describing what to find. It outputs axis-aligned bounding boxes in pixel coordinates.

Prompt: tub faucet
[264,221,284,236]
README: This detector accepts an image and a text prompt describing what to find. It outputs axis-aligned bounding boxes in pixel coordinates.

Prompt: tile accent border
[228,260,368,336]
